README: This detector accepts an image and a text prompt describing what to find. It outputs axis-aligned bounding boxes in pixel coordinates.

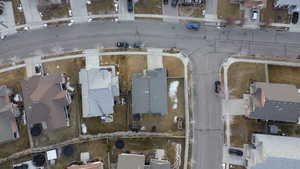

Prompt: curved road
[2,20,300,169]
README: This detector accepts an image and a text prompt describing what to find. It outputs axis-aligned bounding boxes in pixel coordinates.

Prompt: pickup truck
[186,23,201,30]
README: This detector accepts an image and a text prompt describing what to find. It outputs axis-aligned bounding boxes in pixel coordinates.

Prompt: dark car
[128,0,133,12]
[116,41,129,48]
[292,12,299,24]
[214,81,221,93]
[229,148,243,156]
[133,42,144,48]
[171,0,179,7]
[163,0,168,5]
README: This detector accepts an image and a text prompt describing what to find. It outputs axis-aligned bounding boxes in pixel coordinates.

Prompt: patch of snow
[169,81,179,110]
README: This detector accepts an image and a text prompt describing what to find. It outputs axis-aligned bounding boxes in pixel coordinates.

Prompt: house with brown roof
[21,74,72,131]
[0,85,19,144]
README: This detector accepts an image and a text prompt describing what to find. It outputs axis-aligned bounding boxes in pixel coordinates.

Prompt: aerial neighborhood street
[0,0,300,169]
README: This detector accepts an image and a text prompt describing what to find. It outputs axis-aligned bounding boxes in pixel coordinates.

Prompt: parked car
[163,0,168,5]
[186,23,201,30]
[34,64,44,76]
[128,0,133,12]
[229,148,243,156]
[250,8,258,21]
[116,41,129,48]
[292,12,299,24]
[171,0,179,7]
[133,42,144,48]
[214,81,221,93]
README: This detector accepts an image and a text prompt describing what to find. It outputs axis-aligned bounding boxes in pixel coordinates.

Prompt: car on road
[171,0,179,7]
[229,148,243,156]
[186,23,201,30]
[292,12,299,24]
[214,81,221,93]
[250,8,258,21]
[128,0,133,12]
[116,41,129,48]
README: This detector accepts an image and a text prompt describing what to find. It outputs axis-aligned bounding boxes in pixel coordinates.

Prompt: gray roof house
[79,66,119,118]
[21,74,71,130]
[132,68,168,115]
[274,0,300,11]
[249,82,300,124]
[117,153,145,169]
[0,85,19,144]
[247,134,300,169]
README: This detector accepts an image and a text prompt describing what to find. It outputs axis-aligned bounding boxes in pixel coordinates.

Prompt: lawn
[109,138,185,167]
[87,0,115,15]
[40,3,71,20]
[12,0,26,25]
[260,0,289,25]
[178,6,205,18]
[228,62,266,98]
[50,140,109,169]
[0,68,26,93]
[134,0,162,14]
[217,0,242,22]
[268,65,300,88]
[163,56,184,78]
[230,116,265,147]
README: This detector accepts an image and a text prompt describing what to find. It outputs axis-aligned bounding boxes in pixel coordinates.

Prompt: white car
[251,9,258,21]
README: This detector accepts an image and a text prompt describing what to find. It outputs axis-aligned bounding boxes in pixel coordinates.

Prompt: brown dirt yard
[179,6,205,18]
[228,62,266,98]
[163,56,184,78]
[50,140,109,169]
[134,0,162,14]
[217,0,242,21]
[260,0,289,24]
[268,65,300,88]
[40,3,71,20]
[87,0,115,15]
[230,116,265,147]
[12,0,26,25]
[109,138,185,166]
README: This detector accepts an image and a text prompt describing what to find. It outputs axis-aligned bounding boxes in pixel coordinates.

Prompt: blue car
[186,23,201,30]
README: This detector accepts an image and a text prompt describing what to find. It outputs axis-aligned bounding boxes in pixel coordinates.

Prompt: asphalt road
[1,20,300,169]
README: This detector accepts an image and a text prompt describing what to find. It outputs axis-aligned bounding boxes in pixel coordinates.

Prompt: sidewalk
[70,0,88,23]
[0,1,16,36]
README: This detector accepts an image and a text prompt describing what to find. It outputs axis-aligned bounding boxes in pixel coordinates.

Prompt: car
[292,12,299,24]
[171,0,179,7]
[163,0,168,5]
[214,81,221,93]
[116,41,129,48]
[186,23,201,30]
[34,64,44,76]
[128,0,133,12]
[133,42,144,48]
[250,9,258,21]
[229,148,243,156]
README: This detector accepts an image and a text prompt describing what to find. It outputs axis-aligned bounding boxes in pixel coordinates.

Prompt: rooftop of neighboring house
[274,0,300,7]
[132,68,168,115]
[79,66,119,118]
[0,85,19,143]
[117,153,145,169]
[21,74,71,130]
[249,82,300,123]
[248,134,300,169]
[244,0,267,9]
[67,161,104,169]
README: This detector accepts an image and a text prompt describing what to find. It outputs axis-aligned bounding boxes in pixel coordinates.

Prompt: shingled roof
[21,74,71,130]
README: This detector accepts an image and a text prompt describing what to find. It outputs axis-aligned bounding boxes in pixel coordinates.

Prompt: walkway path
[0,1,16,36]
[84,49,100,69]
[70,0,88,23]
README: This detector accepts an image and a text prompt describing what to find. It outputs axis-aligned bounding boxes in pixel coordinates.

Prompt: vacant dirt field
[87,0,115,15]
[179,6,205,18]
[134,0,162,14]
[230,116,265,147]
[163,56,184,78]
[228,63,266,98]
[268,65,300,88]
[40,3,71,20]
[0,68,26,92]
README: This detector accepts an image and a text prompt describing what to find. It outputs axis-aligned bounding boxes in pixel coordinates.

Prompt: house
[0,85,19,144]
[246,134,300,169]
[247,82,300,124]
[67,161,104,169]
[243,0,267,9]
[79,66,119,118]
[117,153,145,169]
[21,74,72,131]
[132,68,168,115]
